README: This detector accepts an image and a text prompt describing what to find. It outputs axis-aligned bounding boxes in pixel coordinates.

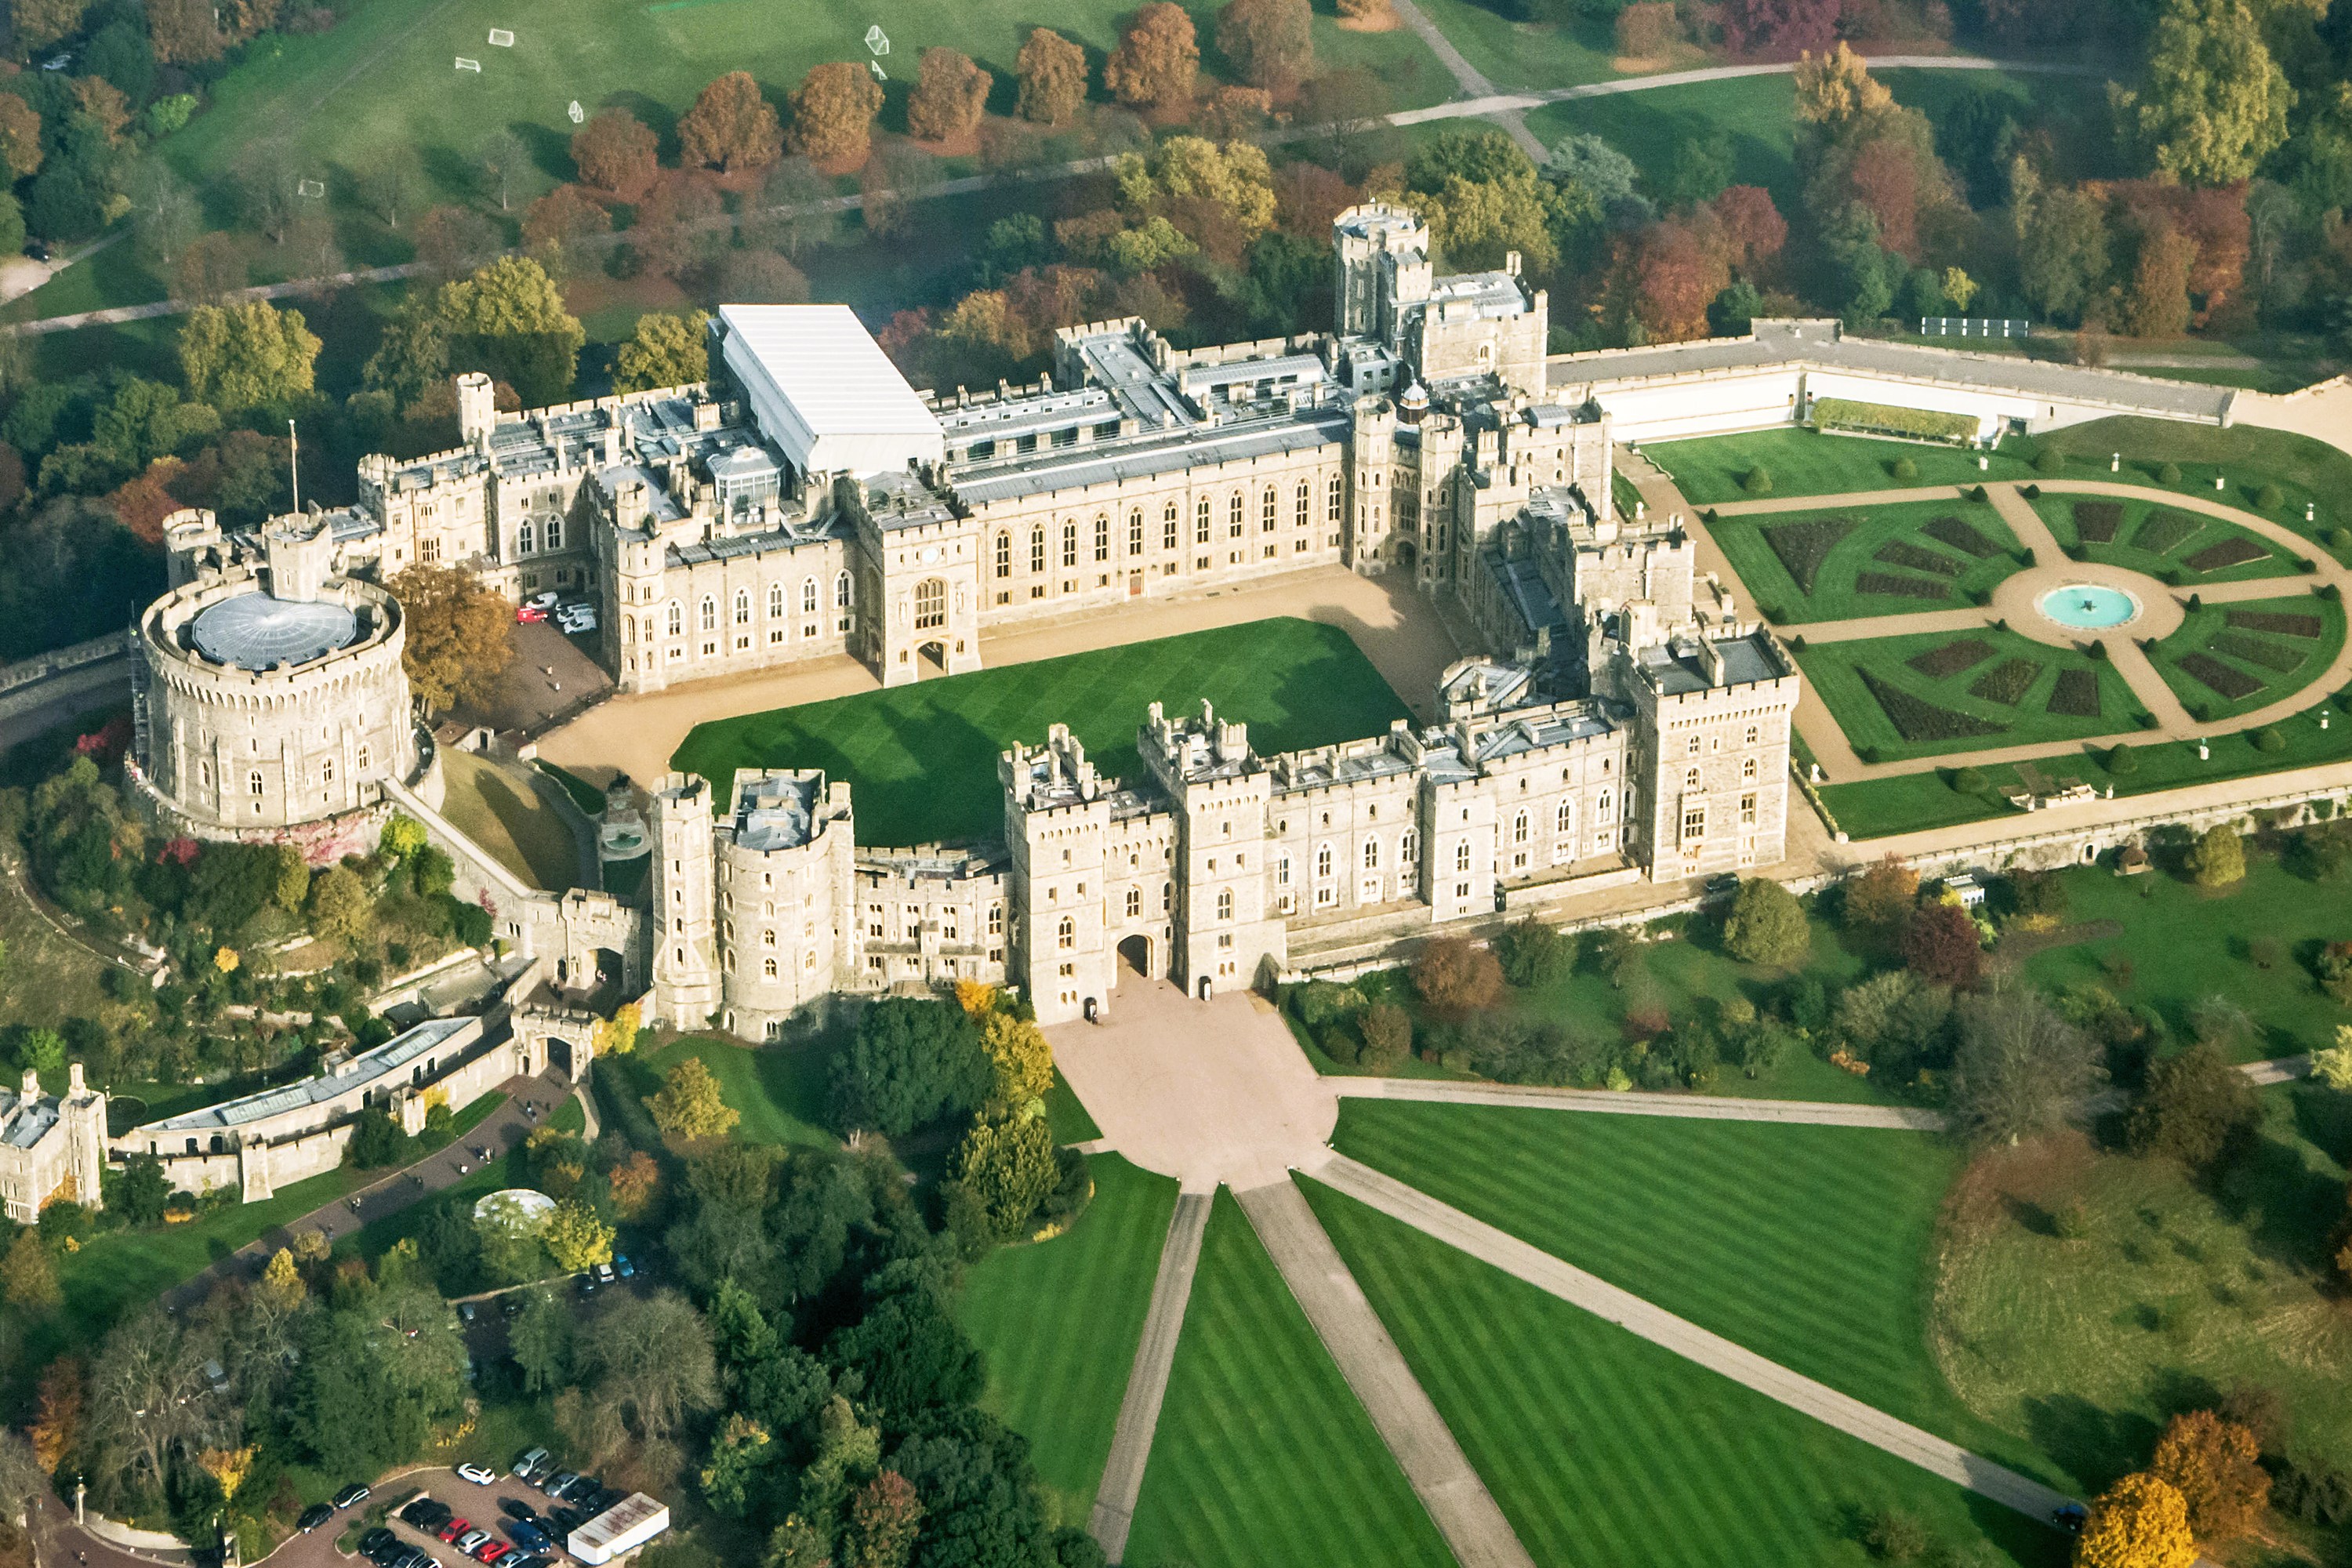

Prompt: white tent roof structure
[718,303,943,479]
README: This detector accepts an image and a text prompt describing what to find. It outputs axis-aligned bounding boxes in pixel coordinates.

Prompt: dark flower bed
[1874,539,1967,578]
[2176,652,2264,700]
[2225,608,2321,638]
[1906,638,1995,678]
[1922,515,1999,557]
[2047,667,2102,717]
[1853,572,1951,601]
[2182,536,2268,572]
[1859,670,2008,742]
[1967,657,2042,705]
[1761,518,1853,594]
[2072,501,2122,543]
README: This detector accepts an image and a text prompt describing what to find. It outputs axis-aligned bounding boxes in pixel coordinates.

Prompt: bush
[1494,916,1577,988]
[1411,936,1502,1020]
[1722,878,1809,967]
[2256,483,2285,511]
[1890,456,1919,481]
[2159,461,2183,485]
[2252,726,2287,753]
[2107,743,2138,775]
[2088,639,2108,661]
[1969,484,1988,503]
[1358,1004,1411,1070]
[2329,527,2352,551]
[2022,483,2041,499]
[2128,1042,2258,1173]
[1952,767,1987,793]
[1741,465,1773,495]
[2034,445,2064,475]
[2186,823,2245,888]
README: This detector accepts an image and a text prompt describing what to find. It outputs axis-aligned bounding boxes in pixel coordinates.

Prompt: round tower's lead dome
[189,593,359,671]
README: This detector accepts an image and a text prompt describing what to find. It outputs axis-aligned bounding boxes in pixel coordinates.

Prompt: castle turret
[649,773,721,1029]
[1000,725,1116,1025]
[456,372,497,452]
[1138,701,1285,999]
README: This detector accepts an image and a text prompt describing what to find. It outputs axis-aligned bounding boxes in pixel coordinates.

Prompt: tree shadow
[2021,1393,2159,1494]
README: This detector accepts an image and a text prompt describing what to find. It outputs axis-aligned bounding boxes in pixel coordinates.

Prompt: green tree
[2186,822,2245,887]
[613,310,712,395]
[582,1288,717,1439]
[307,865,373,944]
[270,843,310,912]
[2,1229,58,1310]
[434,256,586,408]
[947,1114,1055,1240]
[345,1107,406,1169]
[830,997,990,1135]
[648,1056,741,1142]
[699,1413,773,1515]
[1722,878,1810,966]
[543,1197,615,1274]
[2126,0,2292,186]
[509,1290,573,1393]
[13,1028,64,1076]
[2126,1040,2257,1171]
[177,303,321,413]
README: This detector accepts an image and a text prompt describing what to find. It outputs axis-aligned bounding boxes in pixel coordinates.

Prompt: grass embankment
[603,1034,833,1148]
[1707,497,2024,624]
[1329,1098,2070,1489]
[1797,628,2142,763]
[1308,1181,2068,1568]
[671,618,1412,846]
[958,1154,1176,1526]
[437,750,583,891]
[1123,1189,1450,1568]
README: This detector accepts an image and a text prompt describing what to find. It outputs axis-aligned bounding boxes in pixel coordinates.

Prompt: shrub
[2021,482,2041,499]
[2034,445,2064,475]
[1969,484,1988,503]
[2329,527,2352,550]
[2088,639,2108,661]
[1890,456,1919,481]
[1951,767,1988,793]
[2159,461,2183,485]
[2252,726,2287,753]
[1904,901,1984,989]
[1494,916,1577,989]
[1722,878,1809,967]
[2256,483,2285,511]
[1411,936,1502,1020]
[1358,1004,1411,1070]
[2128,1041,2258,1173]
[1741,465,1773,495]
[2185,823,2245,888]
[2107,743,2138,775]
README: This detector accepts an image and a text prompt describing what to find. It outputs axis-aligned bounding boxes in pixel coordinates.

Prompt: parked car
[474,1541,511,1564]
[543,1473,578,1500]
[524,592,560,611]
[613,1254,635,1279]
[577,1274,596,1298]
[455,1530,492,1554]
[401,1499,448,1529]
[458,1302,477,1325]
[500,1500,538,1524]
[515,605,547,623]
[2052,1504,2088,1535]
[397,1549,436,1568]
[358,1529,396,1559]
[299,1504,335,1534]
[439,1519,472,1544]
[457,1462,497,1486]
[504,1523,551,1555]
[546,1508,585,1536]
[1702,872,1741,899]
[593,1261,615,1285]
[501,1296,524,1319]
[334,1483,373,1510]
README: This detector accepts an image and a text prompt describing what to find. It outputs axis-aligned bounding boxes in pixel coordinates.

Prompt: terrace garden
[1795,628,2143,763]
[1705,499,2026,624]
[2145,593,2347,723]
[2034,495,2303,586]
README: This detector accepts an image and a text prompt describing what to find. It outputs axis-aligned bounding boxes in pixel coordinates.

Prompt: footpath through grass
[1123,1189,1450,1568]
[957,1154,1177,1527]
[671,618,1412,845]
[1329,1098,2072,1490]
[1307,1182,2067,1568]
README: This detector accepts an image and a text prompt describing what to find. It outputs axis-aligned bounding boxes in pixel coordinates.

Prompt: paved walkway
[1333,1075,1952,1128]
[1384,0,1547,162]
[1305,1150,2079,1521]
[1090,1191,1211,1565]
[1235,1178,1537,1568]
[537,564,1461,792]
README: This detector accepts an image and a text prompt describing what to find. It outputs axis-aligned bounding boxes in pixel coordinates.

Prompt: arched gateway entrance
[1116,935,1152,980]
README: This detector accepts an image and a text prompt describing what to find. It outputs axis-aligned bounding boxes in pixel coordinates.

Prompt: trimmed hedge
[1810,397,1976,444]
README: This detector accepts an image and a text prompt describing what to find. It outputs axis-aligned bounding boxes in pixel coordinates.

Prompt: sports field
[1328,1098,2070,1486]
[1123,1189,1449,1568]
[669,617,1414,845]
[958,1154,1178,1526]
[1307,1184,2067,1568]
[158,0,1445,216]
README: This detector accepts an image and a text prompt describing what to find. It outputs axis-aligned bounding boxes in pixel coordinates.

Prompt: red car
[438,1520,470,1544]
[515,606,547,623]
[473,1543,511,1564]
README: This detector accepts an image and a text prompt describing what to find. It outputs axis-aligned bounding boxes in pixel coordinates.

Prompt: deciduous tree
[2,1230,56,1310]
[1105,2,1200,111]
[28,1357,81,1473]
[786,62,883,166]
[612,310,710,394]
[908,48,991,144]
[177,302,320,412]
[510,1289,573,1393]
[570,108,659,199]
[2075,1472,2197,1568]
[2186,822,2245,887]
[543,1197,615,1274]
[1724,877,1810,966]
[681,71,784,173]
[1218,0,1314,92]
[1950,989,2104,1145]
[648,1056,739,1142]
[0,95,42,182]
[15,0,89,51]
[521,185,611,277]
[947,1113,1055,1240]
[2127,1040,2256,1171]
[434,255,586,407]
[147,0,224,63]
[1725,0,1840,57]
[2122,221,2196,336]
[843,1472,923,1568]
[1015,28,1087,126]
[979,1010,1053,1114]
[2151,1410,2268,1541]
[1624,215,1730,341]
[412,205,502,282]
[1903,899,1982,989]
[477,128,528,211]
[1412,935,1503,1019]
[581,1289,717,1439]
[2126,0,2291,187]
[1842,853,1918,939]
[1712,184,1787,270]
[387,561,515,717]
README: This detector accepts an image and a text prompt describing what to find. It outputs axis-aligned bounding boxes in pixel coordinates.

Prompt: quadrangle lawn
[1797,627,2141,764]
[1123,1188,1450,1568]
[670,618,1413,846]
[1653,426,2042,506]
[956,1153,1177,1528]
[1707,497,2022,624]
[1327,1098,2074,1490]
[1306,1180,2067,1568]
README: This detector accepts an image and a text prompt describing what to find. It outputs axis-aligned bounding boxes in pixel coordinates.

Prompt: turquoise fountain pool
[2038,583,2140,629]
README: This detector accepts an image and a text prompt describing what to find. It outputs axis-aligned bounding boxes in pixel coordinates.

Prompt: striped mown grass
[1331,1099,2072,1489]
[1306,1181,2067,1568]
[957,1155,1178,1526]
[1123,1189,1451,1568]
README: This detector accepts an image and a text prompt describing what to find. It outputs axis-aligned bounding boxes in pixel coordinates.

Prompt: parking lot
[325,1454,635,1568]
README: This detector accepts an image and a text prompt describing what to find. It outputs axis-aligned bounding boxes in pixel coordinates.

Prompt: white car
[557,608,597,633]
[524,592,559,611]
[456,1463,498,1486]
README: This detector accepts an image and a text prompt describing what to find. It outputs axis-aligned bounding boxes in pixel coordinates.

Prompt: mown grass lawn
[2035,419,2352,544]
[2143,593,2346,724]
[957,1153,1177,1527]
[1305,1181,2069,1568]
[605,1034,833,1146]
[1123,1189,1450,1568]
[2031,492,2303,585]
[671,618,1412,845]
[1797,627,2141,763]
[439,749,583,891]
[1707,497,2022,623]
[1327,1098,2072,1490]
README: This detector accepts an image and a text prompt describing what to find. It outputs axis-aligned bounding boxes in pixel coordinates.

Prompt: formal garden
[2033,494,2305,585]
[1796,627,2144,763]
[669,618,1414,845]
[1706,496,2027,624]
[2144,593,2348,724]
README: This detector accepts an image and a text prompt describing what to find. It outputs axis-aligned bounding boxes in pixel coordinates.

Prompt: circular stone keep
[2038,583,2141,630]
[190,592,359,670]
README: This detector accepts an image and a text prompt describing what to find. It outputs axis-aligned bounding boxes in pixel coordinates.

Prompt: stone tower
[1000,726,1116,1026]
[1348,394,1396,572]
[1333,204,1432,345]
[649,773,721,1029]
[1138,702,1285,998]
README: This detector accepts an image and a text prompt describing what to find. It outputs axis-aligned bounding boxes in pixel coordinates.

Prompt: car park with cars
[334,1483,373,1509]
[299,1504,334,1533]
[438,1519,471,1543]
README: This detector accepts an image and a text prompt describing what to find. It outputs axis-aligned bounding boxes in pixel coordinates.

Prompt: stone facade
[0,1065,107,1222]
